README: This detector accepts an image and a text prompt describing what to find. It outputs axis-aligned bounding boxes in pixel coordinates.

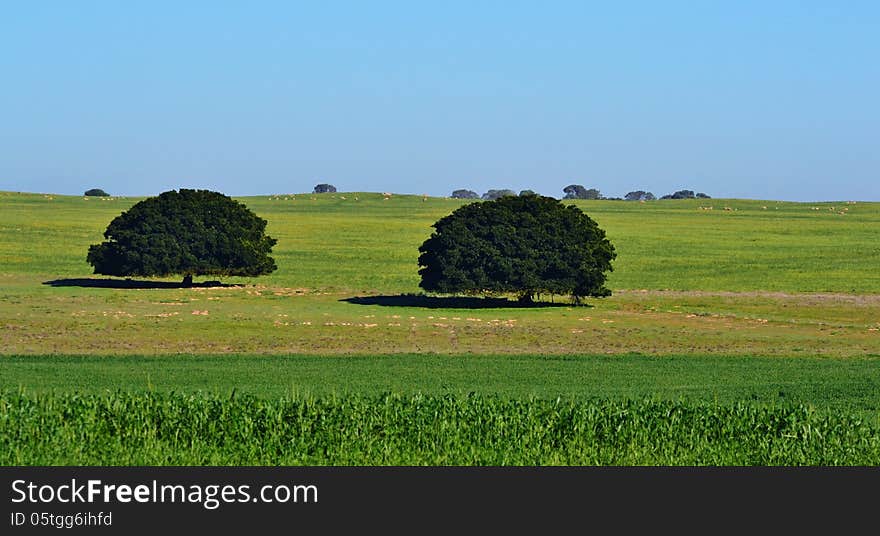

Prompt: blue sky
[1,1,877,201]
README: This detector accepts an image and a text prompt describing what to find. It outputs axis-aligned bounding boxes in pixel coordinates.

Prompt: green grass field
[4,354,880,412]
[2,189,880,465]
[2,191,879,357]
[3,190,879,292]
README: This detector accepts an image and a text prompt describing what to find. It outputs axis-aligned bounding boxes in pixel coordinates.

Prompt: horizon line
[0,189,872,204]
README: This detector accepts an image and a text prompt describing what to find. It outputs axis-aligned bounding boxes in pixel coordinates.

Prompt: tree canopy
[418,194,616,303]
[84,188,109,197]
[660,189,709,200]
[481,189,517,200]
[313,183,337,193]
[87,189,277,283]
[451,189,479,199]
[624,190,656,201]
[563,185,601,200]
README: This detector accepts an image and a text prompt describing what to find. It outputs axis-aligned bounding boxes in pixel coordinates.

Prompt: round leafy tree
[84,188,109,197]
[418,194,616,303]
[87,189,277,285]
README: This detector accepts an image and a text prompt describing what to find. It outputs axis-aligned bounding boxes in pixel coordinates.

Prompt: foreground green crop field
[3,392,878,465]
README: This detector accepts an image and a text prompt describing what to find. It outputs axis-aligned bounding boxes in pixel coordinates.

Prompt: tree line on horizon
[450,185,710,201]
[83,183,710,201]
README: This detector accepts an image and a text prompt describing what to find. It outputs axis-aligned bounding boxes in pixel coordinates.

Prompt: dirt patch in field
[616,289,880,306]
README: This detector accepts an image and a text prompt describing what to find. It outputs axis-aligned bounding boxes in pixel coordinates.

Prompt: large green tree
[418,194,616,303]
[87,189,277,285]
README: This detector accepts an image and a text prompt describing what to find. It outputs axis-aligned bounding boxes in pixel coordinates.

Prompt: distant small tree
[481,189,517,200]
[661,189,696,200]
[313,183,337,194]
[84,188,109,197]
[451,189,479,199]
[87,189,277,286]
[563,185,601,200]
[519,190,536,197]
[696,192,711,199]
[624,190,656,201]
[563,185,587,199]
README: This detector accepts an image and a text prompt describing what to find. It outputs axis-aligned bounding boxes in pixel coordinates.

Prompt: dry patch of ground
[2,277,879,357]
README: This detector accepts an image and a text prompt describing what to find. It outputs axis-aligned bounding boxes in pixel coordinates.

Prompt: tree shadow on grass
[42,278,240,289]
[341,293,589,309]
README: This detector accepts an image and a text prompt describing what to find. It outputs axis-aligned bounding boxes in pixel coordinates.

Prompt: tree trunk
[182,274,193,287]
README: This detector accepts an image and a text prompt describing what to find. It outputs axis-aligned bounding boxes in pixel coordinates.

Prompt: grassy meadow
[2,190,879,357]
[4,353,880,412]
[2,189,880,465]
[3,190,879,292]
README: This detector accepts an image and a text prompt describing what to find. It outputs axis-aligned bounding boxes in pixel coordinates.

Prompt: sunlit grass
[2,190,878,292]
[4,353,880,412]
[2,191,880,356]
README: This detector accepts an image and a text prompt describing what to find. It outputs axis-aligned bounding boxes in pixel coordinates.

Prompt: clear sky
[1,1,877,201]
